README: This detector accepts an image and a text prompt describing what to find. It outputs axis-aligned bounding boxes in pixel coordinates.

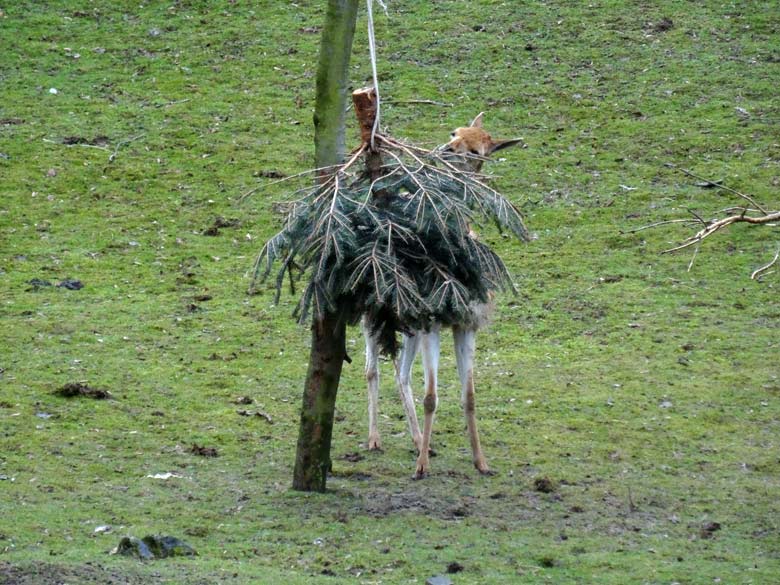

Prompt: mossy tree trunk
[313,0,360,173]
[292,312,348,491]
[292,0,359,493]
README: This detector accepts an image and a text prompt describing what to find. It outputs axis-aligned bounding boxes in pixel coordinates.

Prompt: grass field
[1,1,778,583]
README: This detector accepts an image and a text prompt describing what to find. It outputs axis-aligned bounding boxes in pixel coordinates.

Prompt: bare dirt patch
[0,561,219,585]
[359,489,477,520]
[0,561,148,585]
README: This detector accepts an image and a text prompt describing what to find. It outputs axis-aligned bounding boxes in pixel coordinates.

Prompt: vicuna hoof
[412,469,428,480]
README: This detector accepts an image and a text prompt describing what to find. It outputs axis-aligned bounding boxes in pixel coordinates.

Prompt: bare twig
[107,133,145,164]
[384,98,453,107]
[663,210,780,253]
[45,133,145,166]
[687,208,708,227]
[42,137,109,152]
[667,163,768,214]
[624,206,769,235]
[239,167,333,201]
[627,486,637,513]
[621,218,701,234]
[751,248,780,280]
[687,243,700,272]
[717,206,763,216]
[154,98,191,108]
[339,142,369,174]
[238,146,367,202]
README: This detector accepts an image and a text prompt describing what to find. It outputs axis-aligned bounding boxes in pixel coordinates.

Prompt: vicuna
[363,113,524,479]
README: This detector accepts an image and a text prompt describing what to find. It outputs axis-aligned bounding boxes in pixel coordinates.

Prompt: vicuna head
[442,112,524,172]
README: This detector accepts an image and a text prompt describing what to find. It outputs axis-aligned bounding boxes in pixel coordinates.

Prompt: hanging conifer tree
[254,88,529,359]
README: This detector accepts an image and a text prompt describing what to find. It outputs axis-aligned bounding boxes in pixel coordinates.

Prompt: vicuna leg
[395,332,422,451]
[415,325,441,479]
[453,326,490,474]
[362,319,382,451]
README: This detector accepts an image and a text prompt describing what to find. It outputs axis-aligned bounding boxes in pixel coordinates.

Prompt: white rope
[366,0,387,150]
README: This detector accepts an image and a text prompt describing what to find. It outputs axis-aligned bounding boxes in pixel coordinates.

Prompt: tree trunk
[313,0,360,173]
[292,0,359,492]
[292,312,347,492]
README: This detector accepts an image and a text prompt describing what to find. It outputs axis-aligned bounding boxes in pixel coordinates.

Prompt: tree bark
[292,0,359,492]
[352,86,379,147]
[313,0,360,173]
[352,87,388,201]
[292,312,347,492]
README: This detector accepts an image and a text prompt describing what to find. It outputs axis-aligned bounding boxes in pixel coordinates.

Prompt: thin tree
[292,0,359,492]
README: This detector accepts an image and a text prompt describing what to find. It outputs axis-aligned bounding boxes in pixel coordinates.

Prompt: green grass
[1,1,779,583]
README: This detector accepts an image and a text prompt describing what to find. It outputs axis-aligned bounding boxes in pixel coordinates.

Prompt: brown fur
[444,112,524,172]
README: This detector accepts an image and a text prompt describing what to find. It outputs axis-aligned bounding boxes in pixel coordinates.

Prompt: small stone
[426,576,453,585]
[146,472,181,480]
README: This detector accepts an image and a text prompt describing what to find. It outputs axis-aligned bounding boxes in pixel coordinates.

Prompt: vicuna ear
[489,138,525,154]
[469,112,484,128]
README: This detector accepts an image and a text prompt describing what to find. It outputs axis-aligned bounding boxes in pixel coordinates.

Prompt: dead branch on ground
[636,164,779,279]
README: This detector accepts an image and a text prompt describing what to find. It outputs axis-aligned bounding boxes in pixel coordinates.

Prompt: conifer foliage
[253,134,529,355]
